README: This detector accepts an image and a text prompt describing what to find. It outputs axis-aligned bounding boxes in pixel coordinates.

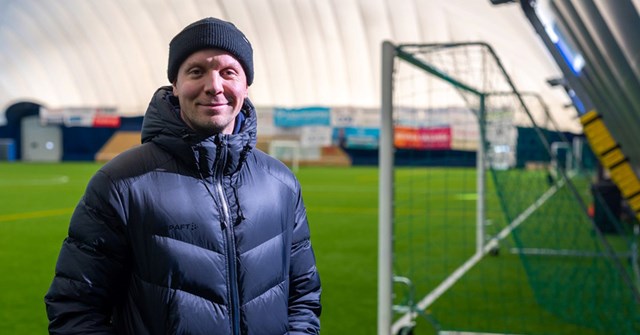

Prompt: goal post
[379,41,489,335]
[378,40,394,335]
[268,139,301,172]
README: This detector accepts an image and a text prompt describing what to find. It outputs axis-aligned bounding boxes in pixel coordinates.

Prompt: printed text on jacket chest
[166,223,199,232]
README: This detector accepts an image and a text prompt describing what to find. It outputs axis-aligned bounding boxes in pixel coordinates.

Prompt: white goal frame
[268,139,301,172]
[378,41,489,335]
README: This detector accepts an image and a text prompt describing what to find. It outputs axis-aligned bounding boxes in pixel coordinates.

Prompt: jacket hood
[140,86,258,176]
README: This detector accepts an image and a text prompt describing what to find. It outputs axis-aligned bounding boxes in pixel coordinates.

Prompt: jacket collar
[141,86,257,177]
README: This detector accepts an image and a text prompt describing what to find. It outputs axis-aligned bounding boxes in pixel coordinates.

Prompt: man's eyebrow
[182,60,203,68]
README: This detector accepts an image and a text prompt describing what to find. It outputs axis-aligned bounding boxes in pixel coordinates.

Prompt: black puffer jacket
[45,86,321,334]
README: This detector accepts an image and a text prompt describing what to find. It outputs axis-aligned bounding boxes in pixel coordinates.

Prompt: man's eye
[222,68,238,77]
[188,68,203,76]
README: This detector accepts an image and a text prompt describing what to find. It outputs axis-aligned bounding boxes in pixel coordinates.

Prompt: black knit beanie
[167,17,254,85]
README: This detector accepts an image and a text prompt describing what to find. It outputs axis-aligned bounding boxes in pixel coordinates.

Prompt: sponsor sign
[92,114,121,128]
[40,107,119,128]
[301,126,333,147]
[396,107,474,128]
[342,127,379,149]
[331,107,380,128]
[394,126,452,150]
[274,106,330,127]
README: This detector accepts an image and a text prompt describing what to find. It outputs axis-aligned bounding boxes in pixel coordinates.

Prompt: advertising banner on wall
[451,125,479,151]
[395,107,474,128]
[341,127,380,149]
[40,107,120,128]
[301,126,333,147]
[394,126,452,150]
[39,107,65,125]
[331,107,380,128]
[274,106,330,127]
[92,113,121,128]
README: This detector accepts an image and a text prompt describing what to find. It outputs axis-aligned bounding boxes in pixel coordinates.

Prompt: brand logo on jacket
[167,223,198,231]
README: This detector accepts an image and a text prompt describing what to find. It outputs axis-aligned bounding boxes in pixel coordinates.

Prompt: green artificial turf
[0,162,618,334]
[0,162,100,334]
[0,163,381,334]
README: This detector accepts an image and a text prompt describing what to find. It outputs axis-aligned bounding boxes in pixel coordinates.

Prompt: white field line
[392,179,564,334]
[0,175,69,185]
[0,208,75,222]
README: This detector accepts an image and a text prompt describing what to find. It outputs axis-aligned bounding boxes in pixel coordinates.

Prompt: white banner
[331,107,380,127]
[300,126,332,147]
[39,106,118,127]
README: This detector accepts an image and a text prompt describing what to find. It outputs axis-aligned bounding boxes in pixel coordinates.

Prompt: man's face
[172,49,248,136]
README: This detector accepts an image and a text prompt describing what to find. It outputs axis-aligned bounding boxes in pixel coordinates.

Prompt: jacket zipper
[214,141,241,335]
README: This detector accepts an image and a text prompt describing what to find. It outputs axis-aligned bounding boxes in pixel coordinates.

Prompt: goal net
[268,139,301,172]
[378,41,640,335]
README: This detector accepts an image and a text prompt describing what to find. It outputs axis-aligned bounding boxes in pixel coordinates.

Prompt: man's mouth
[200,102,228,107]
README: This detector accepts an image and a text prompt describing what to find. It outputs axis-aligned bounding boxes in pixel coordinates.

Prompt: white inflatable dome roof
[0,0,581,131]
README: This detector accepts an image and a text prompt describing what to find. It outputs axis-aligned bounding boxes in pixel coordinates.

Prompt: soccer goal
[378,41,640,335]
[268,139,301,172]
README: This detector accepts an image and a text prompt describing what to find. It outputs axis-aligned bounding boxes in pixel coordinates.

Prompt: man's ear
[172,83,178,96]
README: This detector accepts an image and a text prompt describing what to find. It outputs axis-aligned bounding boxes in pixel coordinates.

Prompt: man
[45,17,321,334]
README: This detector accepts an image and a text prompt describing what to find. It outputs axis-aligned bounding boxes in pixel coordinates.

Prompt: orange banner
[394,126,451,150]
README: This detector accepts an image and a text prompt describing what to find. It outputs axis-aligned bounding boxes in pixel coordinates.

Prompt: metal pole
[378,40,395,335]
[476,94,486,255]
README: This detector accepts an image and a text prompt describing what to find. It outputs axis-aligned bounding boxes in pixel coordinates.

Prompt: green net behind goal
[380,42,640,335]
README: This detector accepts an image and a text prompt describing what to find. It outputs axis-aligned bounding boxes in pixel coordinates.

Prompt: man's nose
[204,71,223,94]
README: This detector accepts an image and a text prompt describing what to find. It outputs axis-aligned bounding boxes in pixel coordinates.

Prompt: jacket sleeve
[288,183,322,334]
[45,170,129,335]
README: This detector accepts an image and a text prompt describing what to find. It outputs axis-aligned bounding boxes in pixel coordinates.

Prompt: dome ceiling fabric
[1,0,582,131]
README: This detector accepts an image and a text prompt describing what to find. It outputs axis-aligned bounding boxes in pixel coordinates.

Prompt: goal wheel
[397,325,415,335]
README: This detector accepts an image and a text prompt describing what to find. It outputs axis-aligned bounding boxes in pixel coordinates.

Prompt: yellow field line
[0,208,74,223]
